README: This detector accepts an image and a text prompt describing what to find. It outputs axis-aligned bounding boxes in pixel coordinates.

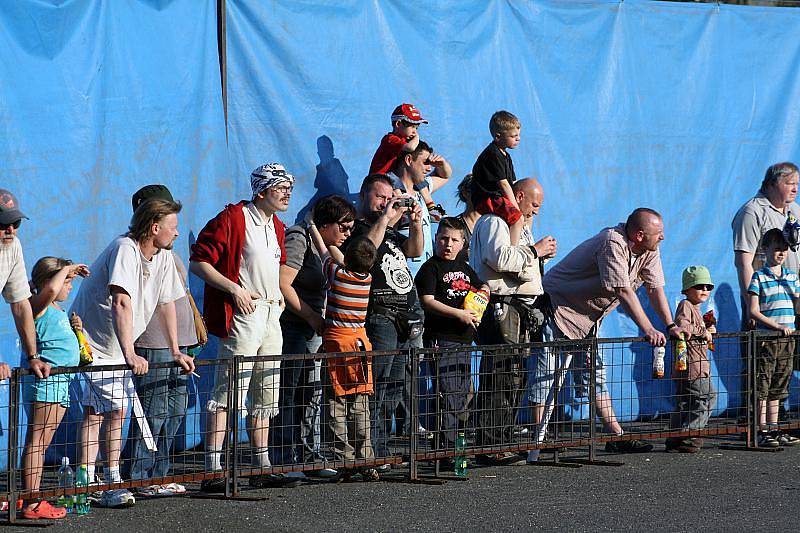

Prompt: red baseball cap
[391,103,428,125]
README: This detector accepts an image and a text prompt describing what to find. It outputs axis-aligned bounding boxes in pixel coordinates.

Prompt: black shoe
[200,477,226,493]
[605,439,653,454]
[248,473,302,489]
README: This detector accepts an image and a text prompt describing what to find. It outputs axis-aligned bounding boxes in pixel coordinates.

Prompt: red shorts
[475,196,522,226]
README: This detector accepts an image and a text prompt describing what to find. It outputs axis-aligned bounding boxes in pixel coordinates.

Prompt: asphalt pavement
[6,440,800,532]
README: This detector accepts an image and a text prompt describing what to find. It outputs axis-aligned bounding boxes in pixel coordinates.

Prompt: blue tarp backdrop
[1,0,800,465]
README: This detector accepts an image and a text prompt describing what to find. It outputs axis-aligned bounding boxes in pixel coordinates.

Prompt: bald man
[529,208,680,458]
[469,178,557,465]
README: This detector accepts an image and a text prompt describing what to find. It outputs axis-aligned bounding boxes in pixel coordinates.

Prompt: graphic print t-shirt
[342,220,417,310]
[414,255,483,342]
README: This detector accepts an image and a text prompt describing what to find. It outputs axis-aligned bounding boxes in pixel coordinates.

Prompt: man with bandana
[190,163,294,491]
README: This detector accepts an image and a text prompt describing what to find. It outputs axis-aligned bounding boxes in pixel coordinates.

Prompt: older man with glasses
[272,194,356,480]
[191,162,296,491]
[732,162,800,326]
[0,189,46,381]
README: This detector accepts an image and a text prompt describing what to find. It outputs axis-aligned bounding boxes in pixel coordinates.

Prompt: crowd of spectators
[3,104,800,519]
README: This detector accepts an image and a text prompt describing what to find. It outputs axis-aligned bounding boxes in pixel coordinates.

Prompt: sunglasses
[693,284,714,291]
[0,220,21,231]
[337,221,354,234]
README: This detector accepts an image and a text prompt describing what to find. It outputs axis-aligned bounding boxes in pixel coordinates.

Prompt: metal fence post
[229,355,241,496]
[409,347,419,482]
[588,341,597,463]
[6,369,19,524]
[750,331,759,448]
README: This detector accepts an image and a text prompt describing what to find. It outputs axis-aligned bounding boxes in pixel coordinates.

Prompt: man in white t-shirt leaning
[71,198,194,491]
[190,163,292,492]
[0,189,46,381]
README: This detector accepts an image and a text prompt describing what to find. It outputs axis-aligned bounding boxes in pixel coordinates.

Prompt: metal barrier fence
[1,330,798,522]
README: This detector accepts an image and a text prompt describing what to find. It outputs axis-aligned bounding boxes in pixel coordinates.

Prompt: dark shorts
[474,196,522,226]
[757,337,795,401]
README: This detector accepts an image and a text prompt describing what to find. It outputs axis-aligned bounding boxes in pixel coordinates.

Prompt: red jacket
[190,201,286,338]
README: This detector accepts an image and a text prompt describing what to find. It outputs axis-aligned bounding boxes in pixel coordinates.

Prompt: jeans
[128,347,189,481]
[270,318,323,465]
[366,312,421,457]
[425,338,474,446]
[672,377,716,431]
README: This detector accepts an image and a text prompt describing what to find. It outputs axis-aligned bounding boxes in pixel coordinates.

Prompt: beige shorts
[208,300,283,419]
[81,367,132,414]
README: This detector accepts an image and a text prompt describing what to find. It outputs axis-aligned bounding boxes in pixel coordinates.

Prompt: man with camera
[340,174,423,464]
[469,178,556,465]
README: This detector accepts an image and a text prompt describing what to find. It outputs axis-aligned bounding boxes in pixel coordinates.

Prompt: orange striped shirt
[324,256,371,328]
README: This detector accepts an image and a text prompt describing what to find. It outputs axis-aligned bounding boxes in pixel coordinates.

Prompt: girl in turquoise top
[21,257,89,520]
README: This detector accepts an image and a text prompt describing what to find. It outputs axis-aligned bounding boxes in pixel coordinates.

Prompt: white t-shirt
[70,236,184,364]
[237,202,282,301]
[0,238,31,304]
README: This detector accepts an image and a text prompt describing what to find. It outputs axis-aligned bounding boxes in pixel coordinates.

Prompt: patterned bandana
[250,163,295,197]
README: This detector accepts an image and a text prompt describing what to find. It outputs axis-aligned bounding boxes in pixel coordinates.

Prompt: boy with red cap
[369,103,446,220]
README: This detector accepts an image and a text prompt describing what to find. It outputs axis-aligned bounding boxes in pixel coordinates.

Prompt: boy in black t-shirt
[471,110,524,246]
[415,217,489,456]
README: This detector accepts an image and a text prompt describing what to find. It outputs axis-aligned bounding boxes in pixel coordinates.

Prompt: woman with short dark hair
[274,194,356,476]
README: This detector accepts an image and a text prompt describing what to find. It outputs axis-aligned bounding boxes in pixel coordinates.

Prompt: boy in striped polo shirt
[308,223,380,479]
[748,228,800,447]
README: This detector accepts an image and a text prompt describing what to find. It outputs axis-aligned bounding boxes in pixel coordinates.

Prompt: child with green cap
[664,265,717,453]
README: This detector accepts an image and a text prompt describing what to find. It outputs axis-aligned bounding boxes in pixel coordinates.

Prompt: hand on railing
[125,352,149,375]
[0,362,10,380]
[28,358,51,379]
[172,351,196,374]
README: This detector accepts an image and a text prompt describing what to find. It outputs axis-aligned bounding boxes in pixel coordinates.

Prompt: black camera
[393,197,415,209]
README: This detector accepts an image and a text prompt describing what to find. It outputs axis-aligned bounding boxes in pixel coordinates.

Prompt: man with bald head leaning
[529,208,681,457]
[732,162,800,324]
[470,178,556,465]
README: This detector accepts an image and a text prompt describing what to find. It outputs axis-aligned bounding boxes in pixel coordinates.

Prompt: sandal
[22,501,67,520]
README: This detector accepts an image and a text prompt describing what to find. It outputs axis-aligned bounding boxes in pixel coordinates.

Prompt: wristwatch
[666,322,677,330]
[27,353,40,361]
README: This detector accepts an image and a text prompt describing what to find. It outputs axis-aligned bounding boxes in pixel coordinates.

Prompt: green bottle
[455,431,467,477]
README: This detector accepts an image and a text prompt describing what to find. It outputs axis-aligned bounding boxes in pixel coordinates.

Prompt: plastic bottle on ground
[75,464,90,515]
[454,431,467,477]
[56,457,74,513]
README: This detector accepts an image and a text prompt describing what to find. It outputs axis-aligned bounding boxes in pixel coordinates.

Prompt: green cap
[681,265,714,292]
[131,184,174,213]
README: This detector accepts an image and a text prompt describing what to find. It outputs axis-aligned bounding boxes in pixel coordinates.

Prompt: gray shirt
[732,192,800,272]
[281,223,325,321]
[135,252,198,349]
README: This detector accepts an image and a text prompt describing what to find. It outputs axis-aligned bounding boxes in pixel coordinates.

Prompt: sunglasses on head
[693,284,713,291]
[0,220,21,231]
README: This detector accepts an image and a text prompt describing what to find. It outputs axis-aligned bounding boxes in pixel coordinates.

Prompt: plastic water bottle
[652,346,665,379]
[75,465,90,515]
[56,457,74,513]
[454,431,467,477]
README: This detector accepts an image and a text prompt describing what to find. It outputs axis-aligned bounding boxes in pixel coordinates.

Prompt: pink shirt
[543,223,665,339]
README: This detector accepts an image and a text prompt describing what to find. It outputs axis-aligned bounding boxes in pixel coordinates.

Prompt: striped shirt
[324,256,371,328]
[748,265,800,330]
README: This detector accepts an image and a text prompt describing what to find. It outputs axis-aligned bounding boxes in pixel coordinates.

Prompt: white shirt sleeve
[475,216,538,279]
[2,240,31,304]
[108,240,141,301]
[158,253,186,305]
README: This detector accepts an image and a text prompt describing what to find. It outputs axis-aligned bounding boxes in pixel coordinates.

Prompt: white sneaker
[99,489,136,508]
